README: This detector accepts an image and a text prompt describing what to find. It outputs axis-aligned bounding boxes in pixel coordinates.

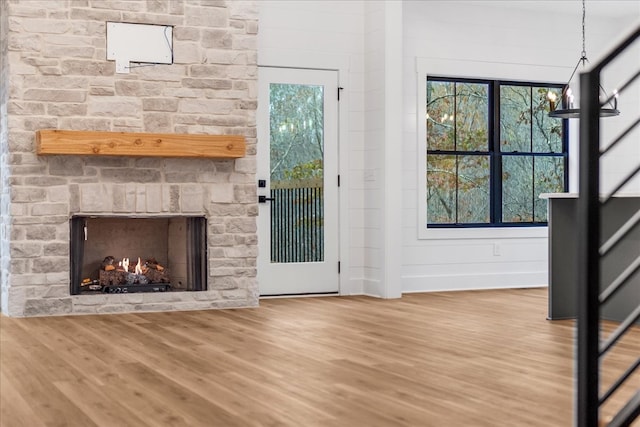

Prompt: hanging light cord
[563,0,589,92]
[564,0,616,109]
[581,0,587,59]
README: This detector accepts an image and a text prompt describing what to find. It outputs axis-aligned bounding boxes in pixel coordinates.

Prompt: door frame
[257,64,350,296]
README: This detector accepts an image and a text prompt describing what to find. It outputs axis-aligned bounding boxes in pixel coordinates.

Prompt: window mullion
[530,86,535,217]
[454,82,459,224]
[492,81,502,225]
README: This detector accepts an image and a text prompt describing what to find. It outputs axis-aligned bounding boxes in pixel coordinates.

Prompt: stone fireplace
[0,1,259,316]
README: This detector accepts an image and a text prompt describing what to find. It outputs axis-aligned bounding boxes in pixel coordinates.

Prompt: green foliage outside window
[427,78,566,227]
[269,83,324,184]
[268,83,325,263]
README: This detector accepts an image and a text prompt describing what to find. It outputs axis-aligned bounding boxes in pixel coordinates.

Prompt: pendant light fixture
[548,0,620,119]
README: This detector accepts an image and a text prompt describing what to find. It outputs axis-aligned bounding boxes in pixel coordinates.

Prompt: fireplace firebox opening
[70,216,207,295]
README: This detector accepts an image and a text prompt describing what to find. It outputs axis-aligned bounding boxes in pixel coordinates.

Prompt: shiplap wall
[599,22,640,195]
[257,0,639,297]
[257,0,366,295]
[362,1,385,296]
[361,1,403,298]
[401,1,640,292]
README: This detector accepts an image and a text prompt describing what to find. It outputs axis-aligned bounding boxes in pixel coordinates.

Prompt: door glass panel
[269,83,324,263]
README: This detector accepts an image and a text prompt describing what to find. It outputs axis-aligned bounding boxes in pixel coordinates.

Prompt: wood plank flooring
[1,288,638,426]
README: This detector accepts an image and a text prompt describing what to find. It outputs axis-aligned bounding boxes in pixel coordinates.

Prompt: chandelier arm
[563,56,587,98]
[599,69,640,109]
[601,69,640,109]
[599,85,618,109]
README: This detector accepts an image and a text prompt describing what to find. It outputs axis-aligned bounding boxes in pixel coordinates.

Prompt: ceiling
[497,0,640,20]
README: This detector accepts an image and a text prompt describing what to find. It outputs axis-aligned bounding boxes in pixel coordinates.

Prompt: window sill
[418,226,548,240]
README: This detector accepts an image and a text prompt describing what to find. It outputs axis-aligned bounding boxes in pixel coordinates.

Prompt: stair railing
[577,25,640,427]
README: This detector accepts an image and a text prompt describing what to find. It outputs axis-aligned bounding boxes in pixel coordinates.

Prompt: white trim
[402,271,548,293]
[419,226,548,240]
[416,56,574,240]
[337,67,351,296]
[383,0,404,298]
[363,279,384,298]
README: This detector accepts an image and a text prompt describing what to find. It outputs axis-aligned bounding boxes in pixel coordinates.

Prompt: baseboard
[402,271,547,293]
[362,278,383,297]
[339,278,364,296]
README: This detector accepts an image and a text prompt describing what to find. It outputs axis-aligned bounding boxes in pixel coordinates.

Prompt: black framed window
[426,77,567,227]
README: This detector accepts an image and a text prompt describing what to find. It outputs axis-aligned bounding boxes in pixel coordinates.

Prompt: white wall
[258,0,366,295]
[362,1,403,298]
[599,25,640,195]
[401,1,640,293]
[362,1,386,295]
[257,0,639,297]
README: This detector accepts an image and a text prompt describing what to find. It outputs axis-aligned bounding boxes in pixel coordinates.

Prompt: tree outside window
[426,77,566,227]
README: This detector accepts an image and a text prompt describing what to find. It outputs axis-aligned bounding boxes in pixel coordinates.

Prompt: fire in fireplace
[97,255,171,290]
[70,216,207,294]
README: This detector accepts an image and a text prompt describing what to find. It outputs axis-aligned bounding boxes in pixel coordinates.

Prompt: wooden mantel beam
[36,129,246,159]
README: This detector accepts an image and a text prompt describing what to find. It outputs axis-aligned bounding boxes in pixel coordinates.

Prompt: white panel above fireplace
[106,22,173,73]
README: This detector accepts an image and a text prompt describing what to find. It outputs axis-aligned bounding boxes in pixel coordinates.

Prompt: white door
[257,67,339,296]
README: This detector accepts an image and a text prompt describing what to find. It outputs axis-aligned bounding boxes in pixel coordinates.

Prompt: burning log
[98,255,171,286]
[145,258,165,271]
[101,256,116,271]
[99,269,128,286]
[143,266,171,283]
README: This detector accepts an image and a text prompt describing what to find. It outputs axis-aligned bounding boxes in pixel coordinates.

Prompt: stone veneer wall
[1,0,9,311]
[0,0,259,317]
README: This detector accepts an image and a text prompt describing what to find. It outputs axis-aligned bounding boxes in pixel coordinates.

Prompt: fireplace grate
[70,216,207,295]
[101,283,170,294]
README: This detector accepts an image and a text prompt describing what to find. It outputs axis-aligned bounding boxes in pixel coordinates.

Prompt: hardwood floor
[1,288,638,427]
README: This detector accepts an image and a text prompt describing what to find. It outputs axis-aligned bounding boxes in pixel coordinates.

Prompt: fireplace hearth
[70,216,207,295]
